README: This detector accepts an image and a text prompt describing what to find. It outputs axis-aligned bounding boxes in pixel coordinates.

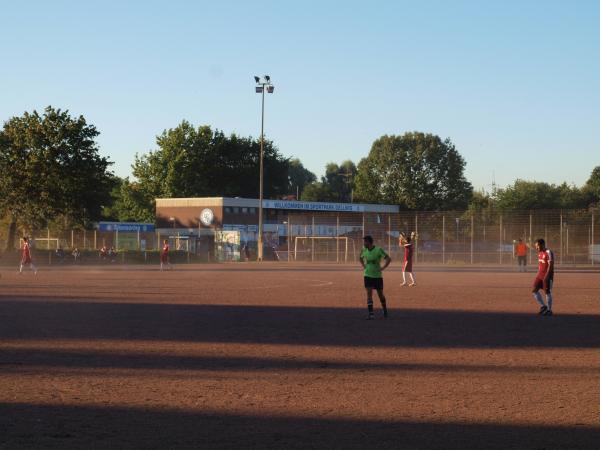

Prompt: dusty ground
[1,263,600,449]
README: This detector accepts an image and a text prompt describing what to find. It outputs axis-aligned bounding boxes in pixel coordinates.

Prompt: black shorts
[364,276,383,290]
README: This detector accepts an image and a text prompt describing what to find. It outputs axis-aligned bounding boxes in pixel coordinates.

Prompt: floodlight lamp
[254,76,260,83]
[265,75,270,82]
[267,85,274,93]
[256,86,264,93]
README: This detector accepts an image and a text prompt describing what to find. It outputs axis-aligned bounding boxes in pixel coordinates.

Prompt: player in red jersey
[531,238,554,316]
[19,237,38,275]
[399,232,416,286]
[160,239,172,271]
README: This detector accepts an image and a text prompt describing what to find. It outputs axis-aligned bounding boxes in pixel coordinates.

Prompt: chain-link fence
[1,209,598,266]
[266,209,600,266]
[0,229,195,266]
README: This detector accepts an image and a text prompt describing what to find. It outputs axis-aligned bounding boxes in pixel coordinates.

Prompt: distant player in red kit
[160,239,172,271]
[400,232,416,286]
[531,238,554,316]
[19,237,38,275]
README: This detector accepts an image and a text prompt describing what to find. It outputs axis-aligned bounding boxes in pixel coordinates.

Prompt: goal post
[33,237,60,250]
[293,236,355,262]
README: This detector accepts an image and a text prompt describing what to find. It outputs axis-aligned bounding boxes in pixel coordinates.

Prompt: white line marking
[308,280,333,287]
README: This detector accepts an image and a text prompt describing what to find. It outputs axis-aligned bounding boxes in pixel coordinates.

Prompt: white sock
[533,291,545,307]
[402,272,406,283]
[546,292,553,310]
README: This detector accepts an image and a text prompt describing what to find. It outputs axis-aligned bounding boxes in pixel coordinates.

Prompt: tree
[0,107,113,249]
[323,160,356,203]
[468,189,494,212]
[130,121,290,214]
[300,182,336,202]
[556,182,594,209]
[102,177,155,223]
[585,166,600,205]
[495,180,558,210]
[287,158,316,198]
[494,180,593,210]
[298,160,357,203]
[353,132,472,209]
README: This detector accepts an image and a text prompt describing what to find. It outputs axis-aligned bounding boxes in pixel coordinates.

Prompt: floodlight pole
[258,85,265,261]
[255,75,274,262]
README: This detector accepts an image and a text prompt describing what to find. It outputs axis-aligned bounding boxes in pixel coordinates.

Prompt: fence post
[560,212,563,265]
[311,215,315,262]
[529,212,533,266]
[71,229,74,249]
[387,214,391,255]
[566,223,569,258]
[442,215,446,264]
[94,230,97,250]
[499,215,503,265]
[414,213,418,264]
[288,214,291,262]
[470,213,474,265]
[592,213,595,266]
[362,213,365,238]
[336,214,340,263]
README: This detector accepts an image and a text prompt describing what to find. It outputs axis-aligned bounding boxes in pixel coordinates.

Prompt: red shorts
[160,254,168,263]
[403,260,413,272]
[533,277,553,293]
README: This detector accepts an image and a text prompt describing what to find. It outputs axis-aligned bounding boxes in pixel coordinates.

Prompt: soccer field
[1,264,600,449]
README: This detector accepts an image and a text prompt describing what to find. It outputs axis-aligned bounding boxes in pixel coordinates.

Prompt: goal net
[293,236,355,262]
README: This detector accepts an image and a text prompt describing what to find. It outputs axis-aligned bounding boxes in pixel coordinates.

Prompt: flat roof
[156,197,399,213]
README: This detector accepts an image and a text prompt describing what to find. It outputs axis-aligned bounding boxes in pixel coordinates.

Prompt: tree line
[1,107,599,248]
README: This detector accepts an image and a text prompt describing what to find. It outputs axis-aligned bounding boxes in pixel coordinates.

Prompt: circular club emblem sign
[200,208,214,226]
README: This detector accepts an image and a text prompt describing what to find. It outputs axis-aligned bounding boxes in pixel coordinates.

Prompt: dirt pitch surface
[1,263,600,449]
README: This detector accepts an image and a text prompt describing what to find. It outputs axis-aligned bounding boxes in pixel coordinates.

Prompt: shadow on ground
[1,402,598,450]
[1,297,599,349]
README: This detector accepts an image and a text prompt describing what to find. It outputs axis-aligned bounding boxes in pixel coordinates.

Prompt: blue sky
[1,0,599,192]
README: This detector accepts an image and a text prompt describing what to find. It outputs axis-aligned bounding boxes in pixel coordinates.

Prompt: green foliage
[0,106,113,233]
[300,182,336,202]
[129,121,290,215]
[287,158,317,198]
[585,166,600,204]
[354,132,472,209]
[323,160,356,202]
[468,189,493,212]
[298,160,357,202]
[495,180,593,210]
[102,177,155,223]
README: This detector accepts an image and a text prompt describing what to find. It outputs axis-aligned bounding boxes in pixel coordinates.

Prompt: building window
[242,207,248,214]
[233,207,240,214]
[249,208,256,214]
[225,207,231,214]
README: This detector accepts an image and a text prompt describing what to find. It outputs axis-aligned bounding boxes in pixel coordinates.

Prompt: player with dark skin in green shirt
[359,235,392,319]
